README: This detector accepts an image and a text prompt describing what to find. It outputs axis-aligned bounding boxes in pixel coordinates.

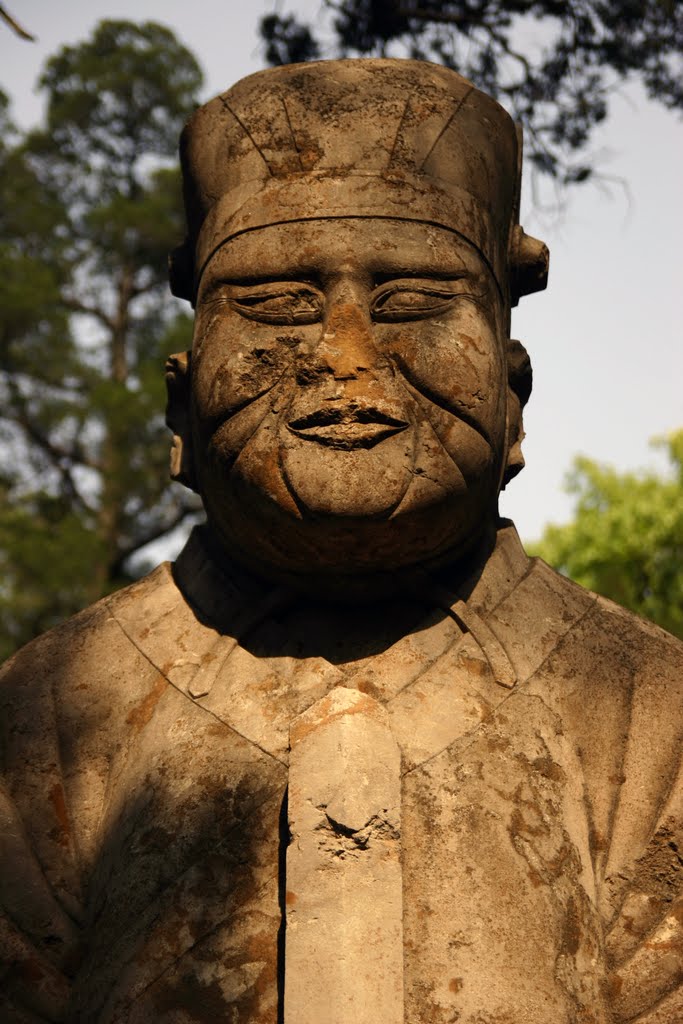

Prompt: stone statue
[2,60,682,1024]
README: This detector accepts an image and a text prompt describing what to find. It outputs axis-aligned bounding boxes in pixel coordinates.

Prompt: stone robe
[1,523,682,1023]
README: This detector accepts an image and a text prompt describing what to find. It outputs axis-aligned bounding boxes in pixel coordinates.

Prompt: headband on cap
[170,59,547,307]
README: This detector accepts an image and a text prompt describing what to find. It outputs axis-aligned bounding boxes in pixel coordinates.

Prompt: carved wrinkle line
[280,95,304,172]
[395,364,495,453]
[391,371,461,471]
[386,96,412,172]
[384,632,468,710]
[0,793,81,945]
[204,371,289,454]
[218,96,274,176]
[418,86,474,172]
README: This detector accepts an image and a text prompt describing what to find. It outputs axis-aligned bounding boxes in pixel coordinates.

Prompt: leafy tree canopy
[531,431,683,640]
[0,21,203,659]
[260,0,683,187]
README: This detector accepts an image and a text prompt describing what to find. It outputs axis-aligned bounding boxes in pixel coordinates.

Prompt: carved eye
[228,283,324,325]
[371,281,464,323]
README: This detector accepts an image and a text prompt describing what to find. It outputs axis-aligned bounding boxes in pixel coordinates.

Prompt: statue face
[190,217,509,581]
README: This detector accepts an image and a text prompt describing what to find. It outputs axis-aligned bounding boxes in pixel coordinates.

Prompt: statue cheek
[385,317,504,421]
[193,320,296,423]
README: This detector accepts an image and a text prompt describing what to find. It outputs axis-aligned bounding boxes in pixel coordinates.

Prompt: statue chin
[199,448,500,599]
[280,431,415,519]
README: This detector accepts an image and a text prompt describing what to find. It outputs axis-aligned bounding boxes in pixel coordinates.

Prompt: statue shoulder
[488,553,683,704]
[0,562,177,693]
[0,563,190,1020]
[533,556,683,667]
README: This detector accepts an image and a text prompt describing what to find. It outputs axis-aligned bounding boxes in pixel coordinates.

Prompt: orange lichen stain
[48,783,70,847]
[448,977,464,993]
[355,677,381,699]
[206,722,229,737]
[527,867,545,889]
[561,896,581,957]
[605,972,623,1000]
[589,828,609,855]
[486,733,511,753]
[531,755,565,783]
[293,132,323,169]
[459,653,489,678]
[290,692,378,744]
[285,890,297,906]
[154,975,231,1022]
[620,914,636,935]
[126,673,167,733]
[643,915,683,951]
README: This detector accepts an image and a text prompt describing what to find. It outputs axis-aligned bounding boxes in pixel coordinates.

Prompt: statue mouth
[287,407,409,449]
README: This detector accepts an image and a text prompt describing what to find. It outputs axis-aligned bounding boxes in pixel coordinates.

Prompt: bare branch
[0,4,35,42]
[62,296,114,331]
[3,374,96,513]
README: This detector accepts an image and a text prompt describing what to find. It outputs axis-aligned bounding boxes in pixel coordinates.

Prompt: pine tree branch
[396,5,532,79]
[396,5,488,31]
[4,375,95,514]
[111,503,197,575]
[62,297,115,331]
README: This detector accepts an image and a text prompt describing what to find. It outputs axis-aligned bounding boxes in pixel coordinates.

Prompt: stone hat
[170,59,547,305]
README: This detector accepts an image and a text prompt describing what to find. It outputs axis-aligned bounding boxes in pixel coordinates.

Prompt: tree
[0,21,203,659]
[260,0,683,189]
[531,431,683,640]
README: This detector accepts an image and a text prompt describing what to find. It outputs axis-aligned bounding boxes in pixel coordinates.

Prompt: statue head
[166,60,547,591]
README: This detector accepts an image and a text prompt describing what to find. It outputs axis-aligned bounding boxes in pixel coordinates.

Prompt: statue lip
[287,407,409,449]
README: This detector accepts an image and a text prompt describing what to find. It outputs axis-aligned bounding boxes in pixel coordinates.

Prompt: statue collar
[171,520,531,697]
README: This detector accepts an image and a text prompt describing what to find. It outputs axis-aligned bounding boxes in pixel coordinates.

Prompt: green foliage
[260,0,683,187]
[0,22,203,658]
[37,20,202,200]
[531,432,683,640]
[0,486,106,662]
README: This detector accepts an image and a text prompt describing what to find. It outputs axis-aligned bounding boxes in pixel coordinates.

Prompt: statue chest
[72,634,608,1024]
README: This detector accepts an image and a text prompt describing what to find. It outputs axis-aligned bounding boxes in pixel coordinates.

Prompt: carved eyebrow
[222,273,319,285]
[201,274,320,298]
[372,271,468,285]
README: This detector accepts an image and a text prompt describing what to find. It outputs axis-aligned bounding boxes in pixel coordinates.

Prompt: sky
[1,0,682,547]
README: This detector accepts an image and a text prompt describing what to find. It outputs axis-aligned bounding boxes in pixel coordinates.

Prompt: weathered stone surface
[1,57,681,1023]
[286,688,403,1024]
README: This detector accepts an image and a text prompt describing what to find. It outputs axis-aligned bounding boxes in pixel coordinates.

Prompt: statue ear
[165,351,198,492]
[168,240,195,304]
[502,338,533,488]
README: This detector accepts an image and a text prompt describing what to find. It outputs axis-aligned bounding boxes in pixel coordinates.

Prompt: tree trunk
[90,265,134,599]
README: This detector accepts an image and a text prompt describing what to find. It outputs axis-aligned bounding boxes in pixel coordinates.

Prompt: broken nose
[319,303,375,378]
